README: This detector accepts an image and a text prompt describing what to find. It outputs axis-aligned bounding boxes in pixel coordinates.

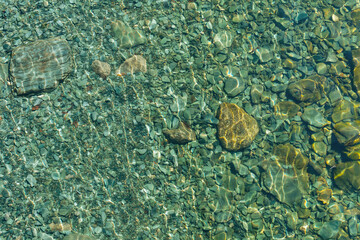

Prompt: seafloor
[0,0,360,239]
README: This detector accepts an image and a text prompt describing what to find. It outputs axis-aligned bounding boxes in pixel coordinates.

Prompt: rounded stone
[351,8,360,25]
[224,76,245,97]
[287,78,322,103]
[91,60,111,79]
[9,37,73,95]
[316,62,328,75]
[63,233,96,240]
[217,102,259,151]
[317,188,332,205]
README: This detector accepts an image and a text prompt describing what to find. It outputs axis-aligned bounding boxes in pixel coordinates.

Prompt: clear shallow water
[0,0,359,239]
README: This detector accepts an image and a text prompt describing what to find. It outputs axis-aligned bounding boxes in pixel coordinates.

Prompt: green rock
[349,217,358,237]
[297,207,311,219]
[329,61,347,76]
[232,14,244,23]
[333,161,360,191]
[353,47,360,67]
[215,52,228,62]
[250,84,264,104]
[221,171,238,191]
[213,31,233,50]
[211,186,233,212]
[63,233,96,240]
[110,20,146,49]
[345,144,360,160]
[322,7,334,20]
[0,63,10,98]
[283,58,297,69]
[353,65,360,98]
[261,144,309,205]
[213,232,226,240]
[328,85,343,106]
[256,47,273,63]
[286,212,298,230]
[351,8,360,26]
[333,120,360,146]
[316,62,328,75]
[224,76,245,97]
[251,219,263,230]
[318,220,341,239]
[312,141,327,156]
[331,100,358,123]
[301,107,330,128]
[9,37,73,95]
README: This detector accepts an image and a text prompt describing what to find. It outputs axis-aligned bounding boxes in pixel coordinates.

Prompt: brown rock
[49,222,72,232]
[163,122,196,144]
[91,60,111,79]
[217,103,259,151]
[116,55,147,76]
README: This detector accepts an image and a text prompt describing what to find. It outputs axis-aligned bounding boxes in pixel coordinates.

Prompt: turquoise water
[0,0,360,239]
